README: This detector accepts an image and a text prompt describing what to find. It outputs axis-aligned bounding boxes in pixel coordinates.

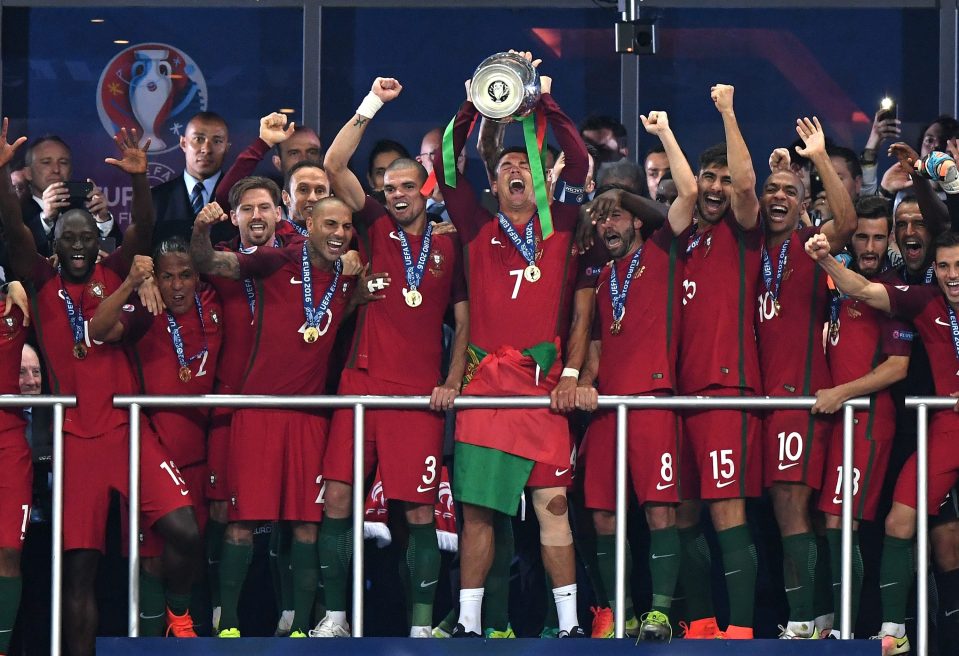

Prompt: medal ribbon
[497,213,537,266]
[57,270,85,346]
[948,306,959,365]
[396,221,433,291]
[761,237,790,305]
[285,217,309,237]
[609,247,644,324]
[301,242,342,329]
[165,293,208,372]
[239,237,280,318]
[686,228,709,254]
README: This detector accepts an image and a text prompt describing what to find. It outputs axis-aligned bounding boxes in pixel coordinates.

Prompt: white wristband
[561,367,580,380]
[356,93,384,120]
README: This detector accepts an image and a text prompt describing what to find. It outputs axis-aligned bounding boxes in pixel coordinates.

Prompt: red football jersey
[755,226,832,395]
[886,283,959,430]
[437,94,588,354]
[346,197,466,389]
[234,244,355,396]
[124,283,223,466]
[827,292,913,434]
[678,210,762,394]
[593,225,683,395]
[0,303,28,433]
[27,252,137,437]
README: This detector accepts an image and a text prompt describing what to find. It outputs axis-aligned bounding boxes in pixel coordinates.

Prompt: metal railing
[29,392,947,647]
[0,396,75,656]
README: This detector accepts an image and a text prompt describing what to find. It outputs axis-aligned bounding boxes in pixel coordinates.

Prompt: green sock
[219,541,253,631]
[407,521,441,627]
[826,528,863,630]
[291,539,318,633]
[313,575,327,626]
[781,532,817,621]
[206,519,226,607]
[812,533,833,619]
[482,512,514,631]
[438,607,456,634]
[543,573,558,630]
[649,527,680,615]
[0,576,20,653]
[278,525,294,612]
[677,526,714,622]
[879,535,914,624]
[317,517,352,612]
[595,533,634,617]
[716,524,757,628]
[139,571,166,636]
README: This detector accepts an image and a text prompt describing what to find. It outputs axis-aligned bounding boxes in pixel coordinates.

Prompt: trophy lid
[471,52,538,121]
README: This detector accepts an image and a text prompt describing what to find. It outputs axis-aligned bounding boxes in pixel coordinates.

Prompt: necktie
[190,182,204,216]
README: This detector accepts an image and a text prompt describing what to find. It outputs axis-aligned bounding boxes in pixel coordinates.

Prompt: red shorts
[817,414,894,521]
[527,439,575,489]
[135,462,210,558]
[0,427,32,549]
[893,426,959,515]
[64,425,192,553]
[683,395,761,500]
[325,369,445,504]
[580,409,682,510]
[207,407,231,501]
[762,409,831,489]
[228,409,328,522]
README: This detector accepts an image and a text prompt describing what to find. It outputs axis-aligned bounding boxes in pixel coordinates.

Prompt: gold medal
[73,343,87,360]
[179,366,192,383]
[610,320,622,335]
[829,322,839,341]
[405,288,423,308]
[773,299,782,315]
[303,326,320,343]
[523,264,541,283]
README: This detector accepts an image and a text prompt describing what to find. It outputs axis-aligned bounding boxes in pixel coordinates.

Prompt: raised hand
[358,264,390,302]
[769,147,792,173]
[870,109,901,147]
[880,160,913,194]
[710,84,735,114]
[587,187,623,223]
[127,254,154,288]
[507,49,543,69]
[259,112,295,147]
[372,77,403,103]
[339,249,364,276]
[794,117,826,158]
[0,118,26,170]
[40,182,70,220]
[195,201,229,229]
[104,128,150,175]
[540,75,553,96]
[804,233,831,262]
[888,142,920,170]
[641,111,671,136]
[85,180,109,220]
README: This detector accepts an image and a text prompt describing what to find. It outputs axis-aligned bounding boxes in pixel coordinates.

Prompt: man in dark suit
[20,136,120,257]
[151,111,234,244]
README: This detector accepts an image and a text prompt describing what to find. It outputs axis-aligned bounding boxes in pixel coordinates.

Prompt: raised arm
[587,187,665,232]
[104,128,154,261]
[711,84,759,229]
[0,118,34,279]
[642,110,695,235]
[190,202,241,279]
[89,255,154,342]
[324,77,403,213]
[215,113,294,210]
[805,233,890,311]
[888,142,950,235]
[799,117,855,252]
[476,117,506,188]
[539,77,588,187]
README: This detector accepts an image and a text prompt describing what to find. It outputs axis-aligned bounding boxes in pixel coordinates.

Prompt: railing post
[614,403,628,639]
[351,402,365,637]
[839,403,855,638]
[50,402,65,656]
[128,403,141,637]
[917,403,929,656]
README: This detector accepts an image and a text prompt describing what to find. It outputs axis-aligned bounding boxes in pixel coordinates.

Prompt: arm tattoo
[190,228,241,279]
[353,116,369,127]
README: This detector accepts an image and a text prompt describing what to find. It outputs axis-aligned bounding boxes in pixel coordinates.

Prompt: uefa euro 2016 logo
[96,43,207,155]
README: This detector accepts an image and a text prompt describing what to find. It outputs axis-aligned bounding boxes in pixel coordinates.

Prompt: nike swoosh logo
[389,231,402,241]
[416,485,436,493]
[180,489,189,496]
[207,558,220,566]
[716,479,737,488]
[784,586,802,592]
[554,468,570,477]
[879,582,898,588]
[290,277,303,285]
[419,580,438,588]
[945,608,959,617]
[491,237,504,246]
[320,565,330,569]
[832,497,843,505]
[936,316,950,327]
[269,550,279,558]
[778,462,799,471]
[656,482,674,490]
[651,553,675,560]
[724,570,742,576]
[139,612,165,620]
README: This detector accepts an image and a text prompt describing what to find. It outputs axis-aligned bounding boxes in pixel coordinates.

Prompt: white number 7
[509,269,524,300]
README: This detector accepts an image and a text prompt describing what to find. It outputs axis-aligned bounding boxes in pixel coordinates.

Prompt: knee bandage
[532,487,573,547]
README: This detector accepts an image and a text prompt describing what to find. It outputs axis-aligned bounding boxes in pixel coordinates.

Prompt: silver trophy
[471,52,540,123]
